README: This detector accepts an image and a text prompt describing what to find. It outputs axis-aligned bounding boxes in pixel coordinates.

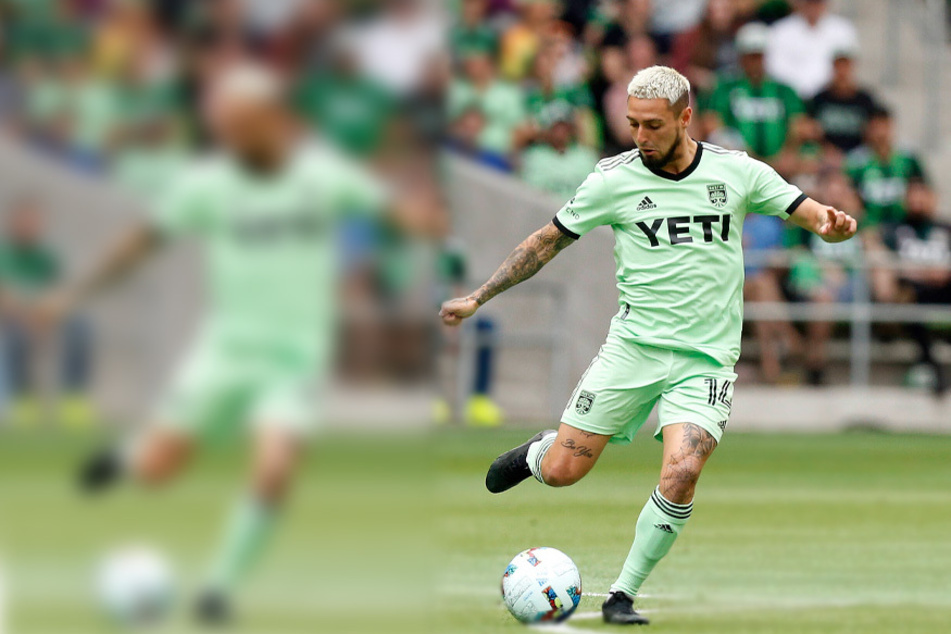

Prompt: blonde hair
[627,66,691,108]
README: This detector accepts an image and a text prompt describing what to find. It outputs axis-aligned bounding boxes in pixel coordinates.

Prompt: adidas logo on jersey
[636,196,657,211]
[654,523,674,534]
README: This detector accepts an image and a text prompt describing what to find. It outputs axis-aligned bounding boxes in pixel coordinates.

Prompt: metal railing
[743,248,951,386]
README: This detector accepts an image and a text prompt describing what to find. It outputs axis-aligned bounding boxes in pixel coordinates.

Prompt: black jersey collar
[641,140,703,182]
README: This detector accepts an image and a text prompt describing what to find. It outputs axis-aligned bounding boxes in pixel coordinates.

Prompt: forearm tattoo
[471,222,575,305]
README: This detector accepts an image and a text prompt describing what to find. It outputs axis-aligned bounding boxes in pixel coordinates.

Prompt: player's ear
[681,106,692,129]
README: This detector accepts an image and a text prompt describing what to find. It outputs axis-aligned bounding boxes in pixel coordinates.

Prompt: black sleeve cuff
[785,193,809,217]
[552,215,580,240]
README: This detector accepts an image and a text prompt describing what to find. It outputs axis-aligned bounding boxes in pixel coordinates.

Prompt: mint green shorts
[561,327,736,445]
[155,335,328,442]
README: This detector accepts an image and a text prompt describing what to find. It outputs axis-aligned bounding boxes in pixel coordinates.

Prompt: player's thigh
[155,344,256,444]
[560,331,668,446]
[655,354,736,446]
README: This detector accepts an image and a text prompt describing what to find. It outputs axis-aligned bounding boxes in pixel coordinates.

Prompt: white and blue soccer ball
[96,546,175,627]
[501,547,582,623]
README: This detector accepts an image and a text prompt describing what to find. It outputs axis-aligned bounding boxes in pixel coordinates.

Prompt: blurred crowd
[447,0,951,392]
[0,0,456,424]
[0,0,946,427]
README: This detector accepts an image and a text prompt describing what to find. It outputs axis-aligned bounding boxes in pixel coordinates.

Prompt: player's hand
[30,289,72,333]
[439,296,479,327]
[818,207,858,243]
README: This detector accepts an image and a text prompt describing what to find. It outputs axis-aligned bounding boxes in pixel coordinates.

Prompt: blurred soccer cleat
[78,448,123,494]
[465,395,503,428]
[194,590,232,627]
[602,591,650,625]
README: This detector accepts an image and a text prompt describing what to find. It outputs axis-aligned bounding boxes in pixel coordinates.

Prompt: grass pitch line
[530,622,600,634]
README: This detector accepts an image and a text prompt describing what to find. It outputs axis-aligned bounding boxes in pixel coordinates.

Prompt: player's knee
[542,459,587,488]
[658,459,703,504]
[135,454,180,487]
[253,460,294,503]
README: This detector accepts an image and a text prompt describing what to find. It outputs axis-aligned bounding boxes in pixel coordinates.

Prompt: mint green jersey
[554,142,806,365]
[153,142,387,355]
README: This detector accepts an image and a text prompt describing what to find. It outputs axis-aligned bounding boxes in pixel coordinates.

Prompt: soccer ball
[96,546,175,627]
[501,547,582,623]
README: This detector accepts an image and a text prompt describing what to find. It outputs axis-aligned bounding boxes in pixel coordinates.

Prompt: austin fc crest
[707,183,727,208]
[575,390,596,415]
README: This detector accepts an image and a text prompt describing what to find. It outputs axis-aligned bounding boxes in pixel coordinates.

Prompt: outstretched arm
[37,223,164,324]
[787,197,858,243]
[439,221,575,326]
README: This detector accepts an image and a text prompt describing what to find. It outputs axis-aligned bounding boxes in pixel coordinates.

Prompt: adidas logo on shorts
[637,196,657,211]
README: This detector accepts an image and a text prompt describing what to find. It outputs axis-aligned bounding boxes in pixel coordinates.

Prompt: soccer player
[440,66,857,625]
[35,63,437,624]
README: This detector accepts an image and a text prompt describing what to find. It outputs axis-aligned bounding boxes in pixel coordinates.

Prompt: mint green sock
[611,487,693,597]
[207,497,278,594]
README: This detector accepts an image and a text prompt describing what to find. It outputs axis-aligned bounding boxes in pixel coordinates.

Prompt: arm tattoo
[470,221,575,306]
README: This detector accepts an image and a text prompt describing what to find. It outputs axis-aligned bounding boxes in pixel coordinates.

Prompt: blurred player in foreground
[35,62,439,625]
[441,66,857,625]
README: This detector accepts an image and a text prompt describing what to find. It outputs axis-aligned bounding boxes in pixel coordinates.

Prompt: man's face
[797,0,827,23]
[7,207,43,244]
[865,116,892,149]
[627,97,689,169]
[206,95,286,163]
[832,57,854,83]
[906,183,936,220]
[739,52,765,81]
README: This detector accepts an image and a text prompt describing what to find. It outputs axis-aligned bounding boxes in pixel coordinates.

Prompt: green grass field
[437,429,951,634]
[1,428,951,633]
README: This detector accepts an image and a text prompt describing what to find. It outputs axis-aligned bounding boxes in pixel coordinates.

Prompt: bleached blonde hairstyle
[627,65,691,109]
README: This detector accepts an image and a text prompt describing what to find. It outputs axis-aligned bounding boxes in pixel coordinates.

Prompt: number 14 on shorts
[704,378,733,410]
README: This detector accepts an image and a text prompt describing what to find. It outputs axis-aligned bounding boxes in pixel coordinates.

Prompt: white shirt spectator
[651,0,708,36]
[765,11,857,99]
[353,5,447,97]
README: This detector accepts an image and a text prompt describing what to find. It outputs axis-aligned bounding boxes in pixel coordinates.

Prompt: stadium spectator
[448,49,530,164]
[682,0,743,92]
[785,169,866,385]
[845,105,928,228]
[498,0,559,81]
[602,33,657,153]
[294,39,396,158]
[526,41,598,148]
[807,42,879,156]
[650,0,707,58]
[881,182,951,394]
[764,0,858,100]
[0,198,94,427]
[452,0,498,62]
[352,0,447,98]
[703,22,804,167]
[743,211,801,385]
[519,109,598,201]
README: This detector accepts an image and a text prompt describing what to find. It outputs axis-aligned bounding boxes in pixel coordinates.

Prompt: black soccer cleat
[602,591,650,626]
[485,430,555,494]
[194,590,233,627]
[77,448,123,494]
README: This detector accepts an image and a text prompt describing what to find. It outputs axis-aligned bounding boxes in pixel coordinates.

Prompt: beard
[638,128,683,171]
